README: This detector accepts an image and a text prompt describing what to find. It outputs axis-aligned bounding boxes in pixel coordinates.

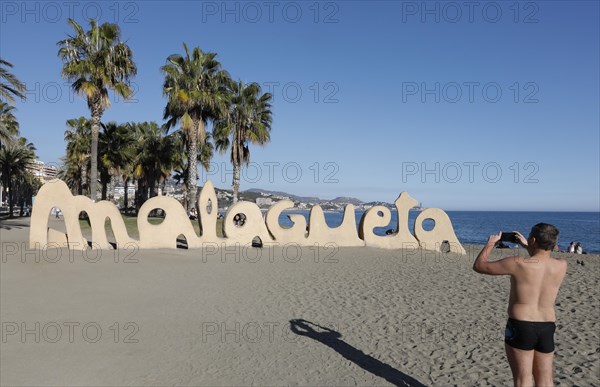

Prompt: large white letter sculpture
[30,179,466,254]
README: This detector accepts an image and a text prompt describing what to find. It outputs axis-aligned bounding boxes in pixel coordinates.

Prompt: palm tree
[161,43,229,211]
[58,18,137,201]
[0,58,26,104]
[58,156,86,195]
[99,121,135,201]
[214,80,273,203]
[0,138,36,217]
[118,122,140,211]
[132,122,178,209]
[0,102,20,147]
[63,117,91,195]
[13,171,41,216]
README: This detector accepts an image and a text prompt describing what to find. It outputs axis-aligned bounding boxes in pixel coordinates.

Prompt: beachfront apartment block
[29,160,58,183]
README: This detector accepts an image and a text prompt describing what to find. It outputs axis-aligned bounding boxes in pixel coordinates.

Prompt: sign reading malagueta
[30,179,465,254]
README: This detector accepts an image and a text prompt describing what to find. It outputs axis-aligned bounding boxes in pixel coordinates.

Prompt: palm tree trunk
[101,177,108,200]
[232,161,240,204]
[150,180,157,198]
[109,175,116,201]
[80,163,87,196]
[77,168,83,195]
[90,104,102,201]
[123,177,129,211]
[231,128,240,204]
[7,179,13,218]
[186,120,201,212]
[135,179,144,212]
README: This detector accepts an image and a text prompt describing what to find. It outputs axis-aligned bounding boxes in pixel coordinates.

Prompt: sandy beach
[1,217,598,386]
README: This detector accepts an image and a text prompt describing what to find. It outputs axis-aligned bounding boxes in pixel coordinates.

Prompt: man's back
[473,224,567,386]
[508,255,568,321]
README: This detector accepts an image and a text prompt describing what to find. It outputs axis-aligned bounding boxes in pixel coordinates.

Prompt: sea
[277,210,600,254]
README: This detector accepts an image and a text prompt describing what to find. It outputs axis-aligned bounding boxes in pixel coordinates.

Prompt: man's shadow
[289,319,425,387]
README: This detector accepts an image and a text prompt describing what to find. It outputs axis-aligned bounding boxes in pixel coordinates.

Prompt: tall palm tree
[0,58,26,104]
[58,18,136,201]
[214,80,273,203]
[0,138,36,217]
[161,43,229,211]
[0,102,20,147]
[63,117,91,195]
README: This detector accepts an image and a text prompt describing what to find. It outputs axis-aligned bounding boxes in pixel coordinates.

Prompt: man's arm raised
[473,232,517,275]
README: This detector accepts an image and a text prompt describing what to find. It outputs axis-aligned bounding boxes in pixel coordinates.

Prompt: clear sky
[1,0,598,211]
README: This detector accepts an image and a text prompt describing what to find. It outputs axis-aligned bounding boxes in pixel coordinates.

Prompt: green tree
[62,117,91,195]
[118,122,138,210]
[132,122,178,209]
[214,80,273,203]
[13,169,41,216]
[0,138,36,217]
[0,102,20,147]
[161,43,229,211]
[58,18,136,201]
[0,58,26,104]
[99,121,135,201]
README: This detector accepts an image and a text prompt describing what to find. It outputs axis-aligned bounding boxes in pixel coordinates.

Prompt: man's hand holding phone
[513,231,528,247]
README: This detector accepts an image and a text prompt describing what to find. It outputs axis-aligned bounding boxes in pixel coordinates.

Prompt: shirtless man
[473,223,567,387]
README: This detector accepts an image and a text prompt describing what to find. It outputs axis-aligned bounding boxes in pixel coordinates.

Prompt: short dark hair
[529,223,559,251]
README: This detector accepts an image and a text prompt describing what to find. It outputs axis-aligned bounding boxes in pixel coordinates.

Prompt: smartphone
[500,232,518,243]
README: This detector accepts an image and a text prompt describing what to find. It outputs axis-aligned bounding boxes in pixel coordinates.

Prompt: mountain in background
[330,196,364,205]
[194,184,394,209]
[244,188,320,203]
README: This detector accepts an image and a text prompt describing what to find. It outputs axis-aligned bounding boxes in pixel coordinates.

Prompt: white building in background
[1,160,58,206]
[255,197,273,207]
[114,186,136,196]
[29,160,58,183]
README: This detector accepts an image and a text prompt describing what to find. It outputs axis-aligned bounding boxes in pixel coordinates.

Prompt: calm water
[278,210,600,253]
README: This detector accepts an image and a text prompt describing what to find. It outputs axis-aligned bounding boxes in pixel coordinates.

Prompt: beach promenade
[1,217,598,386]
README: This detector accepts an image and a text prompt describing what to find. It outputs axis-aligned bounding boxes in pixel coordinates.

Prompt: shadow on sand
[289,319,425,387]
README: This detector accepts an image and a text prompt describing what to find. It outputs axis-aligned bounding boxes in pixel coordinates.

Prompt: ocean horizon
[277,210,600,254]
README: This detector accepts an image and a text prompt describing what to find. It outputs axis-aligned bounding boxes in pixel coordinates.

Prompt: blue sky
[1,1,598,211]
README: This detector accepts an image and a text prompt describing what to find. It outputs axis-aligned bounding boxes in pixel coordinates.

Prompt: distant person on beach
[568,242,575,253]
[473,223,567,387]
[575,242,583,254]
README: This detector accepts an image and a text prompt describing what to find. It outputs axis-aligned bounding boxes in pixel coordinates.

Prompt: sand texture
[1,218,598,386]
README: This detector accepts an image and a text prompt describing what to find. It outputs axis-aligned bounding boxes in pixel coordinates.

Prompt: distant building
[114,186,136,196]
[28,160,58,183]
[255,197,273,206]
